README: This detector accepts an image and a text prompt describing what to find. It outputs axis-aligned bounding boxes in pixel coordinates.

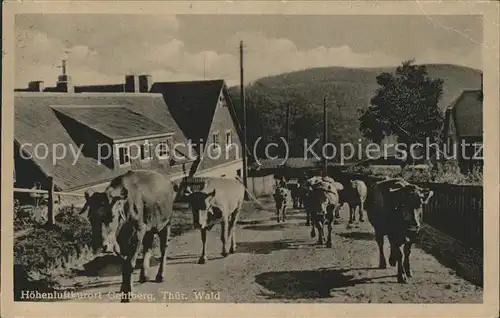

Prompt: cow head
[274,187,289,206]
[80,187,127,256]
[183,186,217,229]
[389,181,434,233]
[310,182,340,216]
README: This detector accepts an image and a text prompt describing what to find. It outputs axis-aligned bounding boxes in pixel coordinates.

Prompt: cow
[178,177,245,265]
[340,179,368,225]
[80,170,176,303]
[306,180,344,247]
[273,185,290,222]
[303,176,343,227]
[287,183,304,209]
[365,178,434,283]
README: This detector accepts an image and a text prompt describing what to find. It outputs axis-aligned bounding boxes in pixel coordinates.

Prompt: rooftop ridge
[14,91,164,97]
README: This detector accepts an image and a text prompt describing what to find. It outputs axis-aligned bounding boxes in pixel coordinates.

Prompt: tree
[359,60,444,148]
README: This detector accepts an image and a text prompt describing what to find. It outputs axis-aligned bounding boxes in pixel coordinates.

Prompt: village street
[61,197,482,304]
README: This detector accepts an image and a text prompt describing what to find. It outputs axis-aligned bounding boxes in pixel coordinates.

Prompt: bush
[14,206,93,278]
[346,160,483,186]
[14,201,47,232]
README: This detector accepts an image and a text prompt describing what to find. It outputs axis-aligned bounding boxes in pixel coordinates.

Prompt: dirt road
[63,196,482,303]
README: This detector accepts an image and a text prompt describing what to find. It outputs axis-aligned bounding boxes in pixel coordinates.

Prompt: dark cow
[273,185,290,223]
[178,177,245,265]
[365,178,434,283]
[80,170,176,303]
[307,180,344,247]
[288,183,305,209]
[339,179,368,225]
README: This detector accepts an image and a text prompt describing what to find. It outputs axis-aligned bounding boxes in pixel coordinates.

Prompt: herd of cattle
[79,169,434,303]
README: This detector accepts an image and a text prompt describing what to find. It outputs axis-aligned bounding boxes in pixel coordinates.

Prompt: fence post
[46,176,55,226]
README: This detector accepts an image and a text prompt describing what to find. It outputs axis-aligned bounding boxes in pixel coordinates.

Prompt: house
[15,64,197,194]
[442,86,483,173]
[14,64,245,193]
[150,80,244,179]
[73,75,245,179]
[14,91,196,195]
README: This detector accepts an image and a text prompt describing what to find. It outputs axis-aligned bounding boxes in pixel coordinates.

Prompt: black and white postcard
[2,1,499,317]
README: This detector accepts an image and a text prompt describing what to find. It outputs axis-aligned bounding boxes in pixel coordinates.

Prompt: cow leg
[388,243,397,267]
[333,205,341,225]
[120,260,133,303]
[155,224,171,283]
[139,231,154,283]
[375,232,387,269]
[283,206,288,222]
[315,216,324,245]
[198,228,208,264]
[359,201,365,222]
[309,213,316,238]
[325,219,333,248]
[276,206,281,223]
[395,244,408,283]
[229,209,240,254]
[220,217,230,257]
[348,205,354,224]
[130,225,146,271]
[403,241,413,278]
[306,209,311,226]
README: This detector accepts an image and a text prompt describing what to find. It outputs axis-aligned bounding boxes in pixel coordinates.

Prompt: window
[157,141,169,159]
[211,131,219,146]
[118,146,130,166]
[157,137,173,160]
[140,141,152,161]
[225,130,232,145]
[219,95,227,107]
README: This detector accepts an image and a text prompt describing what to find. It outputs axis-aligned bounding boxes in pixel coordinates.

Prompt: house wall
[196,90,243,177]
[111,135,196,176]
[195,159,243,179]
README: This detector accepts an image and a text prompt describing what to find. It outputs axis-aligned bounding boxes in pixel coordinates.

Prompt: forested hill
[227,64,482,160]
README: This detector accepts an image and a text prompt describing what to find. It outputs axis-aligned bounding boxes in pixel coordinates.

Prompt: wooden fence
[247,174,277,198]
[340,172,484,248]
[14,176,85,226]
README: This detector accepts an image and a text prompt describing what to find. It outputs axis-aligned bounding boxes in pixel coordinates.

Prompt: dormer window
[118,145,131,166]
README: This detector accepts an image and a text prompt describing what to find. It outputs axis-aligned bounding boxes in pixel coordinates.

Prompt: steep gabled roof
[14,92,190,190]
[150,79,225,142]
[53,106,174,140]
[446,90,483,138]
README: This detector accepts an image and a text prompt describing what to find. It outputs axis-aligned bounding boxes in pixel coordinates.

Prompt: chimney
[138,74,152,93]
[28,81,44,92]
[56,59,74,93]
[125,75,140,93]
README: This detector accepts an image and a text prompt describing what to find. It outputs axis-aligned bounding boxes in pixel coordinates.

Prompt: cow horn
[388,180,407,192]
[184,186,193,195]
[84,189,94,201]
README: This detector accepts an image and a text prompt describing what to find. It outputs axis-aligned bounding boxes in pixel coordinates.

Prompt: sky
[15,14,482,88]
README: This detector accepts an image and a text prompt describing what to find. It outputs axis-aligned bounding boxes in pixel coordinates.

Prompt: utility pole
[323,96,328,177]
[283,102,291,177]
[240,41,248,197]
